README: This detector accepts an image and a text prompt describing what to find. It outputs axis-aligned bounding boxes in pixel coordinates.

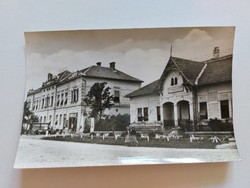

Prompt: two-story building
[26,62,142,132]
[126,47,233,132]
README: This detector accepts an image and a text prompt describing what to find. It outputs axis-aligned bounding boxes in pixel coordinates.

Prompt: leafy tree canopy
[23,101,39,124]
[84,82,114,121]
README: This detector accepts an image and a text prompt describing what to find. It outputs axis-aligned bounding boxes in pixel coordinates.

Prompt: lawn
[42,135,222,149]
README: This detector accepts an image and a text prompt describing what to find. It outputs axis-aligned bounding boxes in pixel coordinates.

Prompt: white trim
[195,63,207,85]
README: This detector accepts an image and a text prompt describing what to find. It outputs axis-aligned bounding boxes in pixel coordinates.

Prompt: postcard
[14,27,240,168]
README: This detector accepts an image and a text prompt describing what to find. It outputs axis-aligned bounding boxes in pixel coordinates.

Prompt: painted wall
[197,82,232,120]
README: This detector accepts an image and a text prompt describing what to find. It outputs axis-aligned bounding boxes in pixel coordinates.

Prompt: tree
[22,101,39,134]
[84,82,114,124]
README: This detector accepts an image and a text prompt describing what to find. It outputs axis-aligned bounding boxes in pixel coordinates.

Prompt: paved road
[14,136,240,168]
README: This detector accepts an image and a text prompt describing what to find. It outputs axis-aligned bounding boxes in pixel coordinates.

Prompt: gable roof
[126,54,232,98]
[154,56,205,91]
[125,79,160,98]
[172,57,205,84]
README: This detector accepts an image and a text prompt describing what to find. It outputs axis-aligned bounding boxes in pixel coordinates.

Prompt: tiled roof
[198,55,232,85]
[126,54,232,98]
[125,79,160,98]
[81,66,143,83]
[171,57,205,84]
[28,64,142,95]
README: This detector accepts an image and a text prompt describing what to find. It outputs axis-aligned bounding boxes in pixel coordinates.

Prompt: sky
[25,27,235,94]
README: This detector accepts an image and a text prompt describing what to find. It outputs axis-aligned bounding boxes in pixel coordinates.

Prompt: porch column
[174,103,178,127]
[229,99,233,118]
[189,102,194,121]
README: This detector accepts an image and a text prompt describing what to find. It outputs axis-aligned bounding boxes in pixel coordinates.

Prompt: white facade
[127,54,233,131]
[26,64,142,132]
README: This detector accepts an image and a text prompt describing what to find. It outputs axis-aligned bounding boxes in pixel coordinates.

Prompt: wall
[1,1,250,188]
[197,82,232,119]
[130,94,160,124]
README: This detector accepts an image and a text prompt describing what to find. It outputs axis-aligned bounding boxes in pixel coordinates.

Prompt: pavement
[14,135,240,169]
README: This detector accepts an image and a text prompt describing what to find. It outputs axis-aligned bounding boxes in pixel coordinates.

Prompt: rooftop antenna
[170,44,173,57]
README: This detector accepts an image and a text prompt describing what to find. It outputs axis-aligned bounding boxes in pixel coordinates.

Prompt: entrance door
[69,113,78,132]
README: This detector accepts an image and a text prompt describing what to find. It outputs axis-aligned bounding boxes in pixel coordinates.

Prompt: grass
[42,135,221,149]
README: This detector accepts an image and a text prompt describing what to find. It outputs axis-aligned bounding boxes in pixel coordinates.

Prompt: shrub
[108,132,115,136]
[148,132,156,139]
[94,114,130,131]
[136,133,141,138]
[120,132,126,137]
[90,132,96,136]
[208,118,234,131]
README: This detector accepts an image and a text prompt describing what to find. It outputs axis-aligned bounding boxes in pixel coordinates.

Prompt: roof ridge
[195,63,207,85]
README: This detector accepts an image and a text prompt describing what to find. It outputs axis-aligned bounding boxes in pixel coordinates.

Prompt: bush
[108,132,114,136]
[94,114,130,131]
[120,132,126,137]
[136,133,141,138]
[90,132,96,136]
[208,118,234,131]
[148,132,156,139]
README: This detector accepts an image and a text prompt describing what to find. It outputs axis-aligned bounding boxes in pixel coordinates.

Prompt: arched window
[171,78,174,86]
[175,77,178,85]
[170,74,178,86]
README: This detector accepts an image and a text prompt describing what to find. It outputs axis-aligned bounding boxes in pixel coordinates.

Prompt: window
[137,108,143,121]
[45,96,50,108]
[64,93,68,105]
[59,114,62,125]
[171,78,174,86]
[199,102,208,120]
[137,108,149,122]
[220,100,229,119]
[57,95,60,107]
[55,115,58,125]
[114,90,120,103]
[157,106,161,121]
[42,99,44,108]
[60,93,64,106]
[63,114,67,127]
[144,108,149,121]
[43,116,46,123]
[175,77,178,85]
[71,88,79,102]
[171,75,178,86]
[51,96,54,107]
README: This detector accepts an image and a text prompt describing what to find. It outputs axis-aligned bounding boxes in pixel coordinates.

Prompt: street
[14,136,240,168]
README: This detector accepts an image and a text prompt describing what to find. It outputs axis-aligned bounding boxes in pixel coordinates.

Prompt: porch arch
[163,102,175,127]
[177,100,191,131]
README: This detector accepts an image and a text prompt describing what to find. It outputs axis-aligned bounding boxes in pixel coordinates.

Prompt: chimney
[110,62,116,69]
[48,73,53,81]
[96,62,101,66]
[213,47,220,59]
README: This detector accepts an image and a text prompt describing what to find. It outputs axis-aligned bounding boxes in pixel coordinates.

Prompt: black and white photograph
[14,27,240,168]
